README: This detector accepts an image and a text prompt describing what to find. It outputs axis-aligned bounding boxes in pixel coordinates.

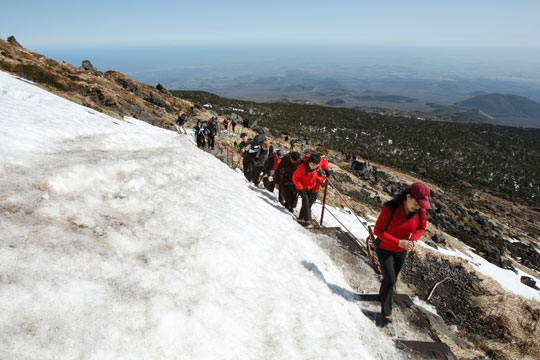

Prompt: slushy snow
[0,70,401,359]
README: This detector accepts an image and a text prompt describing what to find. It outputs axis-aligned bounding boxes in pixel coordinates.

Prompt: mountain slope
[0,70,402,359]
[456,93,540,127]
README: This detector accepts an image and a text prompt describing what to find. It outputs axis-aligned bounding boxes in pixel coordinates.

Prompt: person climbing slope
[176,111,188,134]
[262,149,284,192]
[292,153,324,227]
[243,136,273,185]
[194,120,206,148]
[373,182,431,327]
[276,151,302,211]
[206,118,218,150]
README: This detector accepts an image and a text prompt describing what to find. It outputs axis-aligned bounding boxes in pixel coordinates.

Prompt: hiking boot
[376,314,392,327]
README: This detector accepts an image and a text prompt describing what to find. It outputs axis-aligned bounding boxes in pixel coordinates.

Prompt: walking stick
[320,179,328,226]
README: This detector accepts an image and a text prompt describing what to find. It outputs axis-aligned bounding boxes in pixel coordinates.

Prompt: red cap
[410,182,431,209]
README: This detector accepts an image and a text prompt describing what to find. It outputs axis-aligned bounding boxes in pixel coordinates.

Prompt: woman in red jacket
[373,182,431,326]
[292,153,323,226]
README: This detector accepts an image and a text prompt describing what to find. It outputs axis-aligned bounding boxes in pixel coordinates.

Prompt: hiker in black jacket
[275,151,302,211]
[206,118,218,150]
[194,120,206,148]
[243,137,273,185]
[262,149,285,192]
[236,133,250,154]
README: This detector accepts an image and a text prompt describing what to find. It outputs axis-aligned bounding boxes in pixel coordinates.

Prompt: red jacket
[292,163,324,192]
[303,154,329,193]
[373,205,426,252]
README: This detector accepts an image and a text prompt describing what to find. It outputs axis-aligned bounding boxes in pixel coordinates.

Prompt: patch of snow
[412,296,439,316]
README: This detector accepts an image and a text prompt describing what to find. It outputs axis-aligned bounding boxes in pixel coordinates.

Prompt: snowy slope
[0,70,401,359]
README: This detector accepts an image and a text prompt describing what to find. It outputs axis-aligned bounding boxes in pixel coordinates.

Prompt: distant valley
[132,65,540,128]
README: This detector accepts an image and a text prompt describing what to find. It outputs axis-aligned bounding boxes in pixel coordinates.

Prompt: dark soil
[401,253,511,342]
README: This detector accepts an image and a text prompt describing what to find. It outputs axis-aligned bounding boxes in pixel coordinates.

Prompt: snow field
[0,70,401,359]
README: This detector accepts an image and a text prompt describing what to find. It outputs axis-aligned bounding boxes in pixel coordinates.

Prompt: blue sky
[2,0,540,49]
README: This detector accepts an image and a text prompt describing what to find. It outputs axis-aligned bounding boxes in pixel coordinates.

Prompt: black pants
[376,242,408,317]
[243,160,253,181]
[196,134,206,148]
[298,189,318,221]
[207,135,215,149]
[251,165,264,185]
[264,177,276,192]
[281,182,296,211]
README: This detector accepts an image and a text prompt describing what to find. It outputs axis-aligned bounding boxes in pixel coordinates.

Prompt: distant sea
[32,44,540,79]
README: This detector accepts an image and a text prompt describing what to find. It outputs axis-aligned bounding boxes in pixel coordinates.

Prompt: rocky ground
[2,35,539,360]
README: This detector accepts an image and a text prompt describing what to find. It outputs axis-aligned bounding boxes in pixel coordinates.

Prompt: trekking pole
[320,179,329,227]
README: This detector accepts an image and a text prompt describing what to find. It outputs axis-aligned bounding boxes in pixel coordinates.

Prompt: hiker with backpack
[372,182,430,327]
[176,111,188,134]
[292,153,324,227]
[194,120,206,148]
[242,135,273,185]
[276,151,302,211]
[206,118,218,150]
[262,149,285,192]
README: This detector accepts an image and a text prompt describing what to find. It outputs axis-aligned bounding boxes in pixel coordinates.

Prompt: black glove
[298,189,307,196]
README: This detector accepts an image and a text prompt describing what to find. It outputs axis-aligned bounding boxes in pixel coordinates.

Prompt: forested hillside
[173,90,540,208]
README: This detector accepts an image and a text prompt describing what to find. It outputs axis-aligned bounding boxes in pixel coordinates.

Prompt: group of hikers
[177,110,432,328]
[237,130,431,328]
[236,132,331,228]
[179,113,239,150]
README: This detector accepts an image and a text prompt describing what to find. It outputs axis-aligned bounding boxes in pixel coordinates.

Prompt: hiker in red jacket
[293,153,324,226]
[373,182,431,326]
[304,152,331,194]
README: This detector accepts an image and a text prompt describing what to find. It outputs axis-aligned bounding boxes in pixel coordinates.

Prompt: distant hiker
[301,142,305,152]
[223,118,230,132]
[262,149,285,192]
[292,153,324,226]
[206,119,218,150]
[176,111,188,134]
[236,133,250,153]
[243,118,250,129]
[231,118,237,133]
[194,120,206,148]
[352,152,357,161]
[373,182,430,327]
[276,151,302,211]
[243,136,273,185]
[289,139,296,151]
